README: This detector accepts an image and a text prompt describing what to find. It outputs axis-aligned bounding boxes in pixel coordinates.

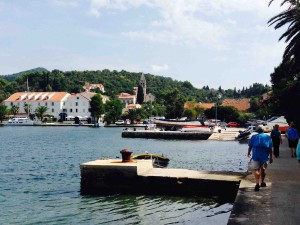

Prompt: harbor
[0,126,248,224]
[2,126,299,224]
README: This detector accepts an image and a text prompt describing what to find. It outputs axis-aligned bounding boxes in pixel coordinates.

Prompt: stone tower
[139,73,147,97]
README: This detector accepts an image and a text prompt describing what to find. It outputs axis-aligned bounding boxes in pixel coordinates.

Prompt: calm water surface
[0,126,249,224]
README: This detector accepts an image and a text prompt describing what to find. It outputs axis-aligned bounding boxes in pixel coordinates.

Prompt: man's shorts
[251,160,268,170]
[288,139,298,148]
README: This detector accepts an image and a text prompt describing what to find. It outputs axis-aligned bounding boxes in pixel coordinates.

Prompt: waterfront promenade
[228,136,300,225]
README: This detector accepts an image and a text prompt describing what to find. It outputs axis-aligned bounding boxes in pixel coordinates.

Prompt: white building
[3,92,70,118]
[64,92,109,119]
[117,92,137,105]
[3,91,109,121]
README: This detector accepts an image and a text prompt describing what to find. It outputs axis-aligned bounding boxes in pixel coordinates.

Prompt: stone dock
[80,158,244,202]
[121,127,245,141]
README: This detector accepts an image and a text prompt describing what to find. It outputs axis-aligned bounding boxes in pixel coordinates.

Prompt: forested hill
[1,67,48,82]
[0,69,270,103]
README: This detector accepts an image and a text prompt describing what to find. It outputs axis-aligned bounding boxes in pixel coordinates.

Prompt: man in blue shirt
[248,126,273,191]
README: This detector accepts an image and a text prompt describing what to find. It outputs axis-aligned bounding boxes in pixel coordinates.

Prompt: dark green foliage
[1,68,270,103]
[35,106,48,121]
[205,106,240,123]
[89,94,105,122]
[104,99,123,124]
[1,67,48,82]
[162,89,186,119]
[268,1,300,128]
[124,108,147,123]
[0,104,8,122]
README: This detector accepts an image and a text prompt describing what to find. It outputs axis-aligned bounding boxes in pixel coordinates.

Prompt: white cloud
[151,64,169,73]
[89,0,152,17]
[250,42,285,67]
[88,0,284,50]
[52,0,80,8]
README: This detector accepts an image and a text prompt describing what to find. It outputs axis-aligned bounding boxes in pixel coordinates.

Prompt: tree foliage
[0,104,8,122]
[2,69,270,104]
[89,94,105,123]
[162,89,186,119]
[35,106,48,121]
[268,0,300,128]
[104,99,123,124]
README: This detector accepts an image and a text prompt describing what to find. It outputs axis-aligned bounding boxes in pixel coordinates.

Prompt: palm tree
[35,106,48,122]
[11,105,20,115]
[268,0,300,70]
[24,102,32,115]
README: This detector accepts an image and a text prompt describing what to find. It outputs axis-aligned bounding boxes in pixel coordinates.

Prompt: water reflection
[79,195,232,225]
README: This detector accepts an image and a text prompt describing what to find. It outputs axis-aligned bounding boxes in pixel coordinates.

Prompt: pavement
[228,136,300,225]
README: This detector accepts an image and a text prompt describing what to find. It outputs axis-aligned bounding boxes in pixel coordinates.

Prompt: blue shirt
[287,128,299,141]
[271,129,281,139]
[248,133,273,162]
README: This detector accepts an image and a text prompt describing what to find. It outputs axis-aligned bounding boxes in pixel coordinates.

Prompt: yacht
[5,117,34,126]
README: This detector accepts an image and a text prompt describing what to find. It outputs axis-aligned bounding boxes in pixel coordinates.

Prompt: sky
[0,0,289,89]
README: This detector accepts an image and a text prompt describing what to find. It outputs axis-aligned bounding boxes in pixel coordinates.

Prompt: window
[63,102,65,106]
[76,102,78,106]
[52,102,54,106]
[70,109,73,112]
[10,102,13,106]
[45,102,48,106]
[76,109,78,113]
[52,109,54,113]
[77,97,79,99]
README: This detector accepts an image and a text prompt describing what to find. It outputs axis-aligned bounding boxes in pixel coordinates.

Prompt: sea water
[0,126,249,224]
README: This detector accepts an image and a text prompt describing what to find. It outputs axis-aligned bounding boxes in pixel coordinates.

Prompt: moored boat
[264,116,289,133]
[5,117,34,126]
[132,153,169,167]
[180,125,212,132]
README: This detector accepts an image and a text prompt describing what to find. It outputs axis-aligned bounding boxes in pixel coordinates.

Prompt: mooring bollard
[120,149,133,162]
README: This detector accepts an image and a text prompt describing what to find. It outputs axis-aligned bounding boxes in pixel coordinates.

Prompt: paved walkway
[228,136,300,225]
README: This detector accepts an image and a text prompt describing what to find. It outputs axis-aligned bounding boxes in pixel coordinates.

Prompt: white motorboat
[264,116,289,133]
[5,117,34,126]
[180,125,212,133]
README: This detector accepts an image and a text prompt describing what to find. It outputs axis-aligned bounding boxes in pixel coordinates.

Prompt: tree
[104,99,123,124]
[137,85,144,104]
[269,0,300,70]
[163,89,186,119]
[24,102,32,115]
[204,106,240,123]
[10,105,19,115]
[89,94,105,123]
[46,84,52,92]
[268,0,300,128]
[0,104,8,123]
[35,106,48,121]
[182,108,197,119]
[124,108,147,123]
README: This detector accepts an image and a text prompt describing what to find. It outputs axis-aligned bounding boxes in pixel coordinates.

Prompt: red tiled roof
[221,98,250,111]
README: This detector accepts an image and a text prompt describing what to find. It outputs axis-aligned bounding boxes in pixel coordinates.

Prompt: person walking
[287,123,299,157]
[248,126,273,191]
[271,124,282,157]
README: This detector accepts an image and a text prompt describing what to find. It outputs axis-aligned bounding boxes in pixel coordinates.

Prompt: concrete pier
[121,130,212,140]
[80,158,244,202]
